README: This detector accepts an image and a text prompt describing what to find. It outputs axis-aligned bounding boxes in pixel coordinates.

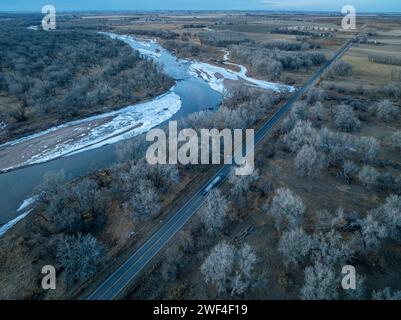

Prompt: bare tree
[200,189,229,235]
[37,170,66,204]
[372,287,401,300]
[359,214,388,251]
[311,230,352,266]
[310,101,326,121]
[294,145,324,177]
[131,179,161,222]
[269,188,305,231]
[201,241,257,297]
[278,228,314,267]
[300,262,339,300]
[290,102,308,121]
[306,88,325,104]
[318,128,354,167]
[283,120,320,153]
[373,195,401,241]
[333,104,361,132]
[56,233,105,286]
[228,169,259,208]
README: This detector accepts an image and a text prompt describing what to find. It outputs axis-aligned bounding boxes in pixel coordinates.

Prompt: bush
[356,137,380,164]
[338,160,359,183]
[358,165,379,188]
[375,100,399,122]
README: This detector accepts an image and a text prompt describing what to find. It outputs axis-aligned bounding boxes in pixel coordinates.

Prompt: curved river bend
[0,33,293,228]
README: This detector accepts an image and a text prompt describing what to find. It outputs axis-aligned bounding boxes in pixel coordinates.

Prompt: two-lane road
[86,36,355,300]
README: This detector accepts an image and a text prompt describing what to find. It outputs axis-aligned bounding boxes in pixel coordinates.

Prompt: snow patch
[188,61,294,94]
[27,25,39,31]
[17,195,39,212]
[0,210,32,237]
[2,91,181,170]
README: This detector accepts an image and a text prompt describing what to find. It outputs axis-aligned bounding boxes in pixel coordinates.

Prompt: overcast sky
[0,0,400,13]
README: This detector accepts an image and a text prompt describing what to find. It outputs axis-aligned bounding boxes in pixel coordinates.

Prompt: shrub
[338,160,359,183]
[358,165,379,188]
[375,100,399,122]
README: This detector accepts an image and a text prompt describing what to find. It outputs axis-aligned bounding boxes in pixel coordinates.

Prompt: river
[0,33,293,229]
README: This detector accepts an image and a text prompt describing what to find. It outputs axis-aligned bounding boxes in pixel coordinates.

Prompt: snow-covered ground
[27,25,39,31]
[189,50,295,94]
[17,195,39,212]
[0,91,181,171]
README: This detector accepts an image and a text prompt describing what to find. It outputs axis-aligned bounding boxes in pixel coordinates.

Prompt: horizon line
[1,9,401,15]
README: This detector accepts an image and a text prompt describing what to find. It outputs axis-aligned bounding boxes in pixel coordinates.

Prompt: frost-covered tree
[294,145,323,177]
[278,228,314,267]
[329,60,352,77]
[310,101,326,121]
[373,195,401,240]
[333,104,361,132]
[358,165,379,188]
[37,170,66,204]
[283,120,320,153]
[312,230,352,266]
[56,233,105,285]
[375,100,399,122]
[269,188,305,231]
[318,128,354,167]
[290,102,308,121]
[372,287,401,300]
[201,242,257,297]
[356,136,380,164]
[200,189,229,235]
[337,160,359,183]
[306,88,325,105]
[359,214,388,251]
[131,180,161,222]
[300,262,339,300]
[390,131,401,150]
[228,169,259,208]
